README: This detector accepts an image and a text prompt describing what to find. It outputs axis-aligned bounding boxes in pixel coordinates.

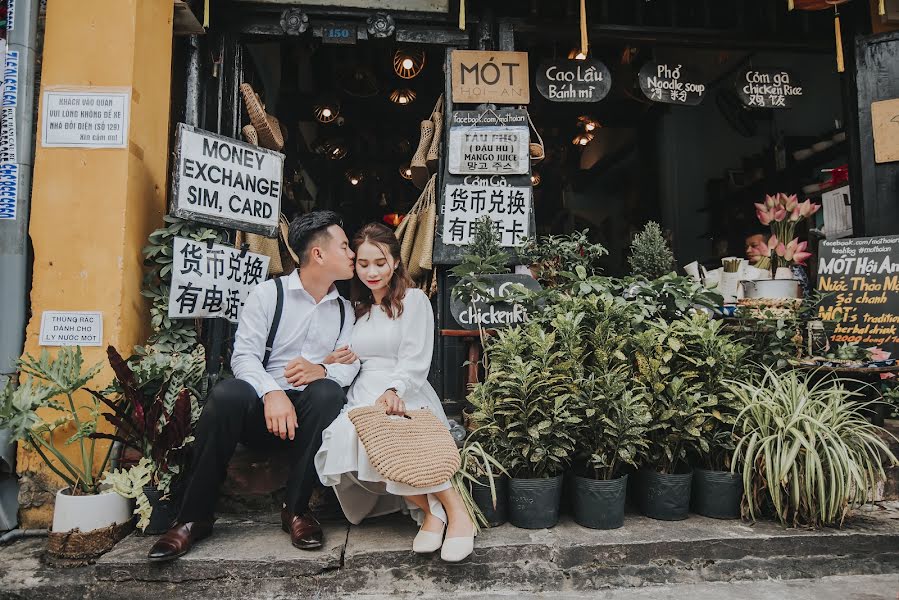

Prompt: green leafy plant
[467,320,582,478]
[730,366,898,528]
[623,274,724,322]
[628,221,674,279]
[449,216,510,307]
[521,230,608,289]
[0,348,110,495]
[452,441,509,532]
[101,457,154,530]
[823,342,874,362]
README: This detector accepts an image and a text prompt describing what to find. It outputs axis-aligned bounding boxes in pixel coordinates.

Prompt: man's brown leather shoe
[147,520,213,562]
[281,507,323,550]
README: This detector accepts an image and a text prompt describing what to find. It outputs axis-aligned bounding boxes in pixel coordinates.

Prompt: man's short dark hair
[287,211,343,267]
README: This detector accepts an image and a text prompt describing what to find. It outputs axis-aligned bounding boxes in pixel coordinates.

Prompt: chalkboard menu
[735,68,803,109]
[535,60,612,103]
[816,235,899,353]
[450,273,542,330]
[638,62,706,106]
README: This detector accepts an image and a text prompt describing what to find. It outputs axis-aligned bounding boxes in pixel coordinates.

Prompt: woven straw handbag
[410,119,434,190]
[235,230,283,276]
[348,406,461,488]
[242,124,259,146]
[409,176,437,279]
[239,83,285,152]
[426,95,444,172]
[527,111,545,164]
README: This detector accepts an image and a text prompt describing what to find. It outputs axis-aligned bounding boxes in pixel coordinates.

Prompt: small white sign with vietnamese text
[39,311,103,347]
[41,88,130,148]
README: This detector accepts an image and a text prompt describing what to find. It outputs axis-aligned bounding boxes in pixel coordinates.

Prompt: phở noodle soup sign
[171,123,284,237]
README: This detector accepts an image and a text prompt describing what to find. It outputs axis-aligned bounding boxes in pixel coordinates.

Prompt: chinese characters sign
[448,126,529,175]
[817,235,899,354]
[638,62,706,106]
[169,237,271,323]
[442,176,531,247]
[736,68,803,109]
[171,124,284,237]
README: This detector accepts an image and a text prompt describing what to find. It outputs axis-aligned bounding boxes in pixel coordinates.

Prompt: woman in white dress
[314,222,475,562]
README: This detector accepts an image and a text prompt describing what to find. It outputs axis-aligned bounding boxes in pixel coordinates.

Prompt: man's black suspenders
[262,277,346,369]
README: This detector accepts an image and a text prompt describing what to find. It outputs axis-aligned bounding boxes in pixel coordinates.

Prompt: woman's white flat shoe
[440,534,474,562]
[412,524,445,554]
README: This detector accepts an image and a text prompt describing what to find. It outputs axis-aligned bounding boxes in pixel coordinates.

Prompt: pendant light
[393,48,426,79]
[577,115,600,132]
[399,162,413,180]
[572,131,594,146]
[530,171,542,187]
[345,169,364,186]
[389,88,417,106]
[313,98,341,123]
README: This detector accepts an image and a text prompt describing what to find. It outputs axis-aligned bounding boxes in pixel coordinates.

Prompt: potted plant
[468,319,581,529]
[521,230,608,289]
[454,440,509,528]
[571,371,651,529]
[730,366,898,528]
[628,221,675,280]
[90,345,205,534]
[0,347,132,558]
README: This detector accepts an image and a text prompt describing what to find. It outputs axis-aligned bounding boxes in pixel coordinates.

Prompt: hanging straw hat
[239,83,285,152]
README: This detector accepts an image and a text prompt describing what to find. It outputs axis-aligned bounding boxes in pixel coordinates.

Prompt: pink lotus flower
[756,204,774,225]
[798,199,820,219]
[773,206,787,222]
[789,205,802,222]
[868,347,891,361]
[765,194,778,209]
[782,193,799,212]
[782,238,811,266]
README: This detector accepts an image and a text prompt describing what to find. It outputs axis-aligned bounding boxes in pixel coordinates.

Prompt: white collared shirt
[231,271,360,398]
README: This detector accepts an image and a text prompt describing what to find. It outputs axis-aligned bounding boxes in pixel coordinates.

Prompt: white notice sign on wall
[39,311,103,347]
[41,88,130,148]
[448,126,530,175]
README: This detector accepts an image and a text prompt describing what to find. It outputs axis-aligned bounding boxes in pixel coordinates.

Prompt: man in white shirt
[149,211,360,561]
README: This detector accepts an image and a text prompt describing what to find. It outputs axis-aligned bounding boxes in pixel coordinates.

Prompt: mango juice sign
[817,235,899,353]
[451,50,529,105]
[171,124,284,237]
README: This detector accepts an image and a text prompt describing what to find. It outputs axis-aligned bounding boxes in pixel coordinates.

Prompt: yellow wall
[17,0,174,527]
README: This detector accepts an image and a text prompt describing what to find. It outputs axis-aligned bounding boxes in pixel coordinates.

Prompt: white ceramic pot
[52,487,132,533]
[739,279,801,300]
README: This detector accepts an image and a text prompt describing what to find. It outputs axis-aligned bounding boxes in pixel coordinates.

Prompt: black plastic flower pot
[638,469,692,521]
[508,475,563,529]
[470,475,508,527]
[572,474,628,530]
[142,485,180,535]
[691,468,742,519]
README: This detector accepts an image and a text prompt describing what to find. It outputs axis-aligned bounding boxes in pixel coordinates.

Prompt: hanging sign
[0,107,16,164]
[817,235,899,353]
[171,123,284,237]
[535,59,611,103]
[0,162,18,220]
[451,50,530,105]
[638,62,706,106]
[442,175,532,247]
[871,97,899,164]
[39,311,103,347]
[2,50,19,109]
[169,237,271,324]
[735,68,803,109]
[448,110,529,175]
[450,273,542,330]
[41,87,131,148]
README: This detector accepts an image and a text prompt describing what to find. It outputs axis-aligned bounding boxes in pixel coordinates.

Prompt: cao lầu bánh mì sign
[171,123,285,237]
[536,59,611,103]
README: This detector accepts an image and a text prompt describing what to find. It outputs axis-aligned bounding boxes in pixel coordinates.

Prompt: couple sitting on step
[148,211,475,564]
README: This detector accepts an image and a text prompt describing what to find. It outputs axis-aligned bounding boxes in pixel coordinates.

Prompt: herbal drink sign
[735,68,803,109]
[816,235,899,353]
[448,109,529,175]
[535,59,611,103]
[171,123,284,237]
[638,62,706,106]
[169,237,271,324]
[450,273,542,330]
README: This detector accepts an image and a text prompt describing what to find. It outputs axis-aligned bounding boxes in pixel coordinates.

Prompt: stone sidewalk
[2,503,899,599]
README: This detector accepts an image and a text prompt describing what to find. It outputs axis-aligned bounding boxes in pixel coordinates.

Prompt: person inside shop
[744,228,810,295]
[148,211,360,562]
[315,222,477,563]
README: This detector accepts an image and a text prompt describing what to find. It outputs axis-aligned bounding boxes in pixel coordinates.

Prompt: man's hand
[324,345,358,365]
[375,389,406,416]
[263,390,298,440]
[284,357,327,387]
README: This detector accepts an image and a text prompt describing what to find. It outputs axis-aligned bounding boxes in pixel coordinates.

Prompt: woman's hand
[375,389,406,416]
[323,345,358,365]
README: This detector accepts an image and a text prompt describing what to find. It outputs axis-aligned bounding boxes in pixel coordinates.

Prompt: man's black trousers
[177,377,346,523]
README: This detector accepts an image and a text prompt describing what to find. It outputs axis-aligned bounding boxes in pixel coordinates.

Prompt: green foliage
[102,457,154,531]
[468,320,582,478]
[521,230,608,289]
[0,348,108,494]
[141,215,227,354]
[449,216,510,307]
[628,221,674,279]
[730,367,898,528]
[623,274,724,322]
[453,441,510,532]
[823,342,874,362]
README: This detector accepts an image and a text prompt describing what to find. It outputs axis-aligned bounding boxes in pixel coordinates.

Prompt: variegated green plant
[102,457,154,530]
[730,366,898,528]
[0,347,109,494]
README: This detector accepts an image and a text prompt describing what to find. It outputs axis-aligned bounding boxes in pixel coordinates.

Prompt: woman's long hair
[351,222,414,320]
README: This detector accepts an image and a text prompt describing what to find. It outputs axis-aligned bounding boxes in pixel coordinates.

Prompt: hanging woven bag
[239,82,285,152]
[410,119,434,190]
[414,176,438,276]
[527,111,545,164]
[426,95,444,172]
[348,406,461,488]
